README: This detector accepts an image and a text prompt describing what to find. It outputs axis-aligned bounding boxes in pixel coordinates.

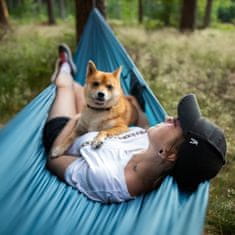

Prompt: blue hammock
[0,9,209,235]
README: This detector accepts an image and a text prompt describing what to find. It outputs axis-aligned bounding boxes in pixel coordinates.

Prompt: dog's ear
[87,60,97,77]
[113,66,122,79]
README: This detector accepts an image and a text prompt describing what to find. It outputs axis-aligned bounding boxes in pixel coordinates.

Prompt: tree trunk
[75,0,106,43]
[203,0,213,28]
[59,0,66,19]
[46,0,56,25]
[0,0,10,27]
[138,0,143,24]
[179,0,197,32]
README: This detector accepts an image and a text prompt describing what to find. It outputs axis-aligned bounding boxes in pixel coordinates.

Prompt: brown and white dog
[52,61,138,156]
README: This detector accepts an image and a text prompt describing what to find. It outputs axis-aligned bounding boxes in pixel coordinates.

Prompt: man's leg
[48,72,77,120]
[46,45,80,180]
[73,81,85,114]
[47,72,79,180]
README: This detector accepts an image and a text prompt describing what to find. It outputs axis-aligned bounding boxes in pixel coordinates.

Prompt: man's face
[147,117,183,151]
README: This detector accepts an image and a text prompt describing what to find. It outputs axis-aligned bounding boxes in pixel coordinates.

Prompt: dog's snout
[97,92,105,98]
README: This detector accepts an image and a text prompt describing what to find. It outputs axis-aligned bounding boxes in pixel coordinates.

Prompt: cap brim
[177,94,201,134]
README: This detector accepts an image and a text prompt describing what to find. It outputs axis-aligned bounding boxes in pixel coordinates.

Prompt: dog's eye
[92,82,99,87]
[107,85,113,90]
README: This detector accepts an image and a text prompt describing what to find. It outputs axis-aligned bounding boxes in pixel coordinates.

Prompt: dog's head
[84,60,123,109]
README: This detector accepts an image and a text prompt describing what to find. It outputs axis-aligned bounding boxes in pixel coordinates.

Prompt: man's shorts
[42,117,70,154]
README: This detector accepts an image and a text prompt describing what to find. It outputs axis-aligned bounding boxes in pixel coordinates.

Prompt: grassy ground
[114,26,235,234]
[0,20,234,234]
[0,20,76,123]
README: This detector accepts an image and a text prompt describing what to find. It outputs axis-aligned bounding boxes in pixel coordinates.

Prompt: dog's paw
[91,139,104,149]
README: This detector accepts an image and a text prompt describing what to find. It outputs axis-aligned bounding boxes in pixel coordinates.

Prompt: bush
[144,19,164,30]
[217,4,235,23]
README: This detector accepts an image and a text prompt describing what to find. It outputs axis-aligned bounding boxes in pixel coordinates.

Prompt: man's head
[147,94,226,191]
[146,116,185,178]
[171,94,227,192]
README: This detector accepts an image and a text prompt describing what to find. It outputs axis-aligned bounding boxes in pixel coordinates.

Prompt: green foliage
[8,0,46,21]
[5,0,235,28]
[0,21,75,122]
[211,21,235,31]
[144,19,164,30]
[107,0,122,19]
[217,4,235,23]
[6,0,75,23]
[120,0,138,23]
[107,0,138,23]
[107,0,235,28]
[144,0,180,26]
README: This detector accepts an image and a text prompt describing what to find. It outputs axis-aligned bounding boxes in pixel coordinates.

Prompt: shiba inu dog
[51,61,138,156]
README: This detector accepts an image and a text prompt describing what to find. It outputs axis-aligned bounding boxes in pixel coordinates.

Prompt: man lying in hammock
[43,44,226,204]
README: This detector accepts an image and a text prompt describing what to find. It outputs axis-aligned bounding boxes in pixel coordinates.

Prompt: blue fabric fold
[0,8,209,235]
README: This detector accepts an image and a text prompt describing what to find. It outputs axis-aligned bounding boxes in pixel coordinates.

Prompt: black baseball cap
[171,94,226,192]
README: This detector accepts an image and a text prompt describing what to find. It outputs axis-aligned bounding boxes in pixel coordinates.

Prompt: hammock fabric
[0,9,209,235]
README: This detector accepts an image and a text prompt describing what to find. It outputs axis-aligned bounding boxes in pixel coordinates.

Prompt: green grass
[0,21,234,234]
[115,26,235,234]
[0,20,75,123]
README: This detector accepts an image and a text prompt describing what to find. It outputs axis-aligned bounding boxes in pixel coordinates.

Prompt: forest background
[0,0,234,234]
